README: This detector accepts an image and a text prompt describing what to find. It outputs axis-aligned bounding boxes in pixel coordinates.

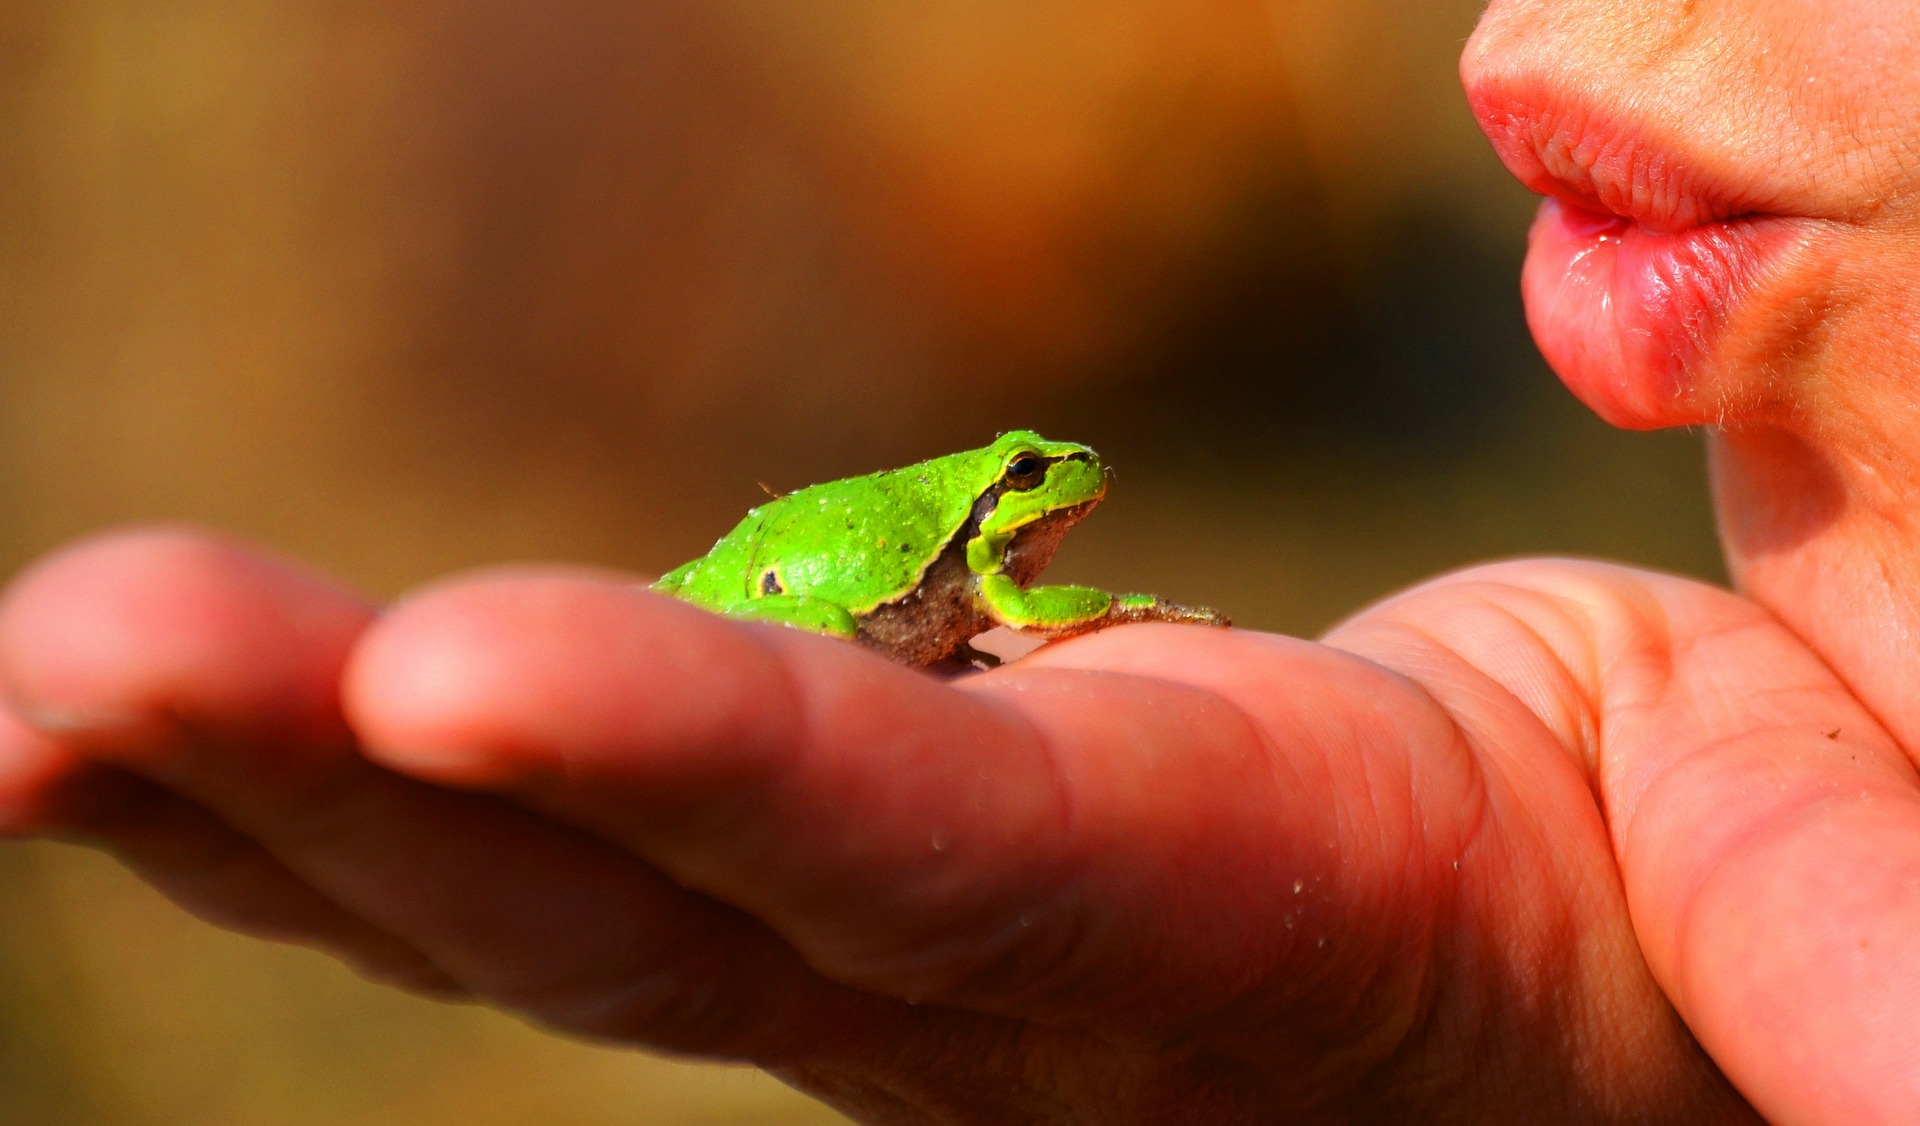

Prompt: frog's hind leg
[724,595,860,638]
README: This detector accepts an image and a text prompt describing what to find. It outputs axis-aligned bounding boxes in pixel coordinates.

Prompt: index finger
[345,571,1459,1025]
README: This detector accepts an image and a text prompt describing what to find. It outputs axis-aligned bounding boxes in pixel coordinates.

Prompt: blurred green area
[0,1,1722,1122]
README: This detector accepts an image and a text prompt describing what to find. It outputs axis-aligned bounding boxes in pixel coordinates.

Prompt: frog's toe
[1112,594,1231,629]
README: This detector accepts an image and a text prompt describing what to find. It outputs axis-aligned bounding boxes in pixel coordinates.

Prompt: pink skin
[6,0,1920,1122]
[1520,200,1816,429]
[1466,73,1852,431]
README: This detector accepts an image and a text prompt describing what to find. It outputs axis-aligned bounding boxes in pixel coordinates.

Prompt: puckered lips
[1469,83,1825,429]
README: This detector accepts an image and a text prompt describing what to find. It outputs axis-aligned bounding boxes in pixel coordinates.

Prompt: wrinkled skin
[7,0,1920,1121]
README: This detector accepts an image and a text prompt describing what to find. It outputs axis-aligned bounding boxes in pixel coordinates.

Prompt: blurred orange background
[0,2,1721,1122]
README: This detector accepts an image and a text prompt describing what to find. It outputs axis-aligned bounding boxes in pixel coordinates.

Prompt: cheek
[1818,237,1920,383]
[1720,228,1920,436]
[1759,1,1920,200]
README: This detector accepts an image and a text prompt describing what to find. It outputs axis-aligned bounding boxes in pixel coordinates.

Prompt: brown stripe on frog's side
[854,451,1098,667]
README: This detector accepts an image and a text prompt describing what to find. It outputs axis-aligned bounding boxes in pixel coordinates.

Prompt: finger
[1588,578,1920,1121]
[345,571,1466,1027]
[0,528,901,1056]
[1336,560,1920,1122]
[0,699,90,836]
[0,703,461,994]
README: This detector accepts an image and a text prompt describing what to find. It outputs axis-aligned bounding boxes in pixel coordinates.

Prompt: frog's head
[983,429,1106,507]
[965,431,1109,577]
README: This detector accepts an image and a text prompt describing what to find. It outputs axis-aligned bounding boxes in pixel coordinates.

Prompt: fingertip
[343,568,945,808]
[0,704,87,834]
[341,569,574,785]
[344,568,759,786]
[0,524,374,747]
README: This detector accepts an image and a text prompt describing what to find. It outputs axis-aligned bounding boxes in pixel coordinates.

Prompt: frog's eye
[1004,452,1046,490]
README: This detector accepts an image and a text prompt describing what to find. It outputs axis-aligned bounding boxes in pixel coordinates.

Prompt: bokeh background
[0,1,1722,1122]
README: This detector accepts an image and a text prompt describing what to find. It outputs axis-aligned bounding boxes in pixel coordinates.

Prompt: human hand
[12,525,1897,1122]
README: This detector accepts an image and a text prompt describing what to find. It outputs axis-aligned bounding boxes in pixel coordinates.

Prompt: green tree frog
[653,431,1228,668]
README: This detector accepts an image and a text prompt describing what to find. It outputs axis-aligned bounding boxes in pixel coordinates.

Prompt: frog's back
[652,506,774,610]
[657,454,985,614]
[746,464,976,610]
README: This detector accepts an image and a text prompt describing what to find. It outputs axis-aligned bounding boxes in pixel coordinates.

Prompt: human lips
[1521,199,1809,428]
[1471,87,1822,428]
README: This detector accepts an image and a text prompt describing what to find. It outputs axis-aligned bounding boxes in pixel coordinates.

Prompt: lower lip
[1521,198,1805,429]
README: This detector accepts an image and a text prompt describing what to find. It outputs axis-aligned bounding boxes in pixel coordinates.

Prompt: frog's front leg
[723,594,860,638]
[975,573,1228,638]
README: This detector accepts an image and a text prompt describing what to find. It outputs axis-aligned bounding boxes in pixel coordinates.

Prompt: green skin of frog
[653,431,1229,669]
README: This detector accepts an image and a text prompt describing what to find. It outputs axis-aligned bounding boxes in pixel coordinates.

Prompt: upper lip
[1465,78,1765,235]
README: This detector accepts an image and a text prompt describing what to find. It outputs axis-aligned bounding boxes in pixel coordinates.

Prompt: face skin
[1463,0,1920,754]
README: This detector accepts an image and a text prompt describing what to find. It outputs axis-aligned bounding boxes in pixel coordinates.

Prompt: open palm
[5,527,1914,1122]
